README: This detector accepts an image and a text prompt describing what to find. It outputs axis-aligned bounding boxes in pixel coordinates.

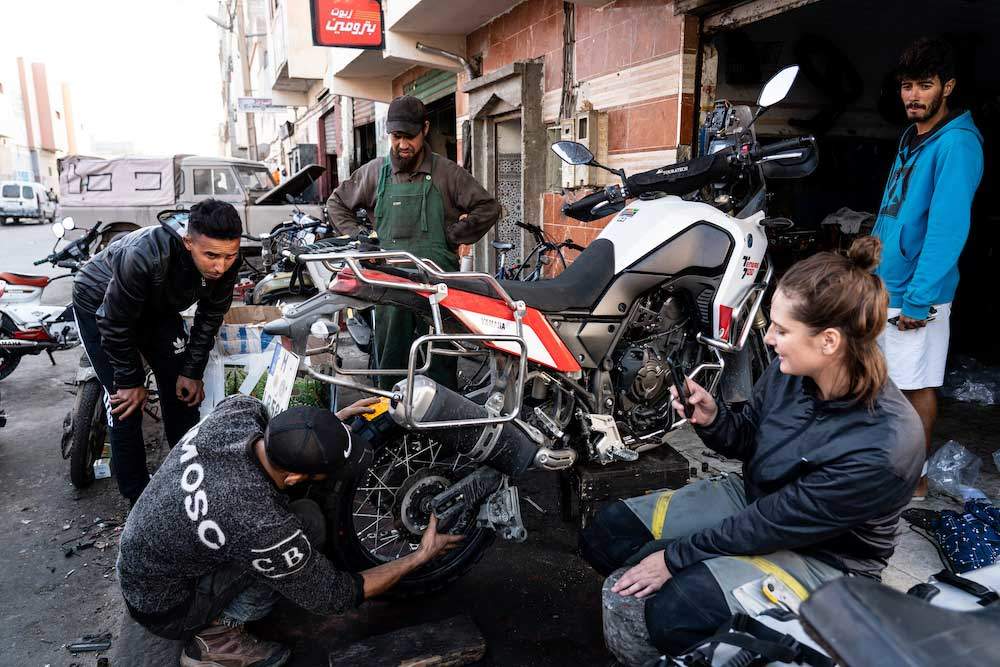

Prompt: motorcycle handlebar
[562,189,614,221]
[752,136,814,160]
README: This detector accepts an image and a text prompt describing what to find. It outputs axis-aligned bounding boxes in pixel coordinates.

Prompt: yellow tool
[362,397,391,421]
[761,574,802,613]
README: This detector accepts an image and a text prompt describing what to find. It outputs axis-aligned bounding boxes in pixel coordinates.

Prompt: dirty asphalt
[2,223,999,666]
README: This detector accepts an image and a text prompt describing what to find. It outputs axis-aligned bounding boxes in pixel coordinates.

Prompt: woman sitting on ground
[579,238,924,665]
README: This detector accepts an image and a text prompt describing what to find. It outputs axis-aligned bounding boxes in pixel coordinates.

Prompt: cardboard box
[213,305,283,356]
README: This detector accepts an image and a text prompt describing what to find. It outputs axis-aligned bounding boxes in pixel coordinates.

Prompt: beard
[907,90,944,122]
[390,144,423,172]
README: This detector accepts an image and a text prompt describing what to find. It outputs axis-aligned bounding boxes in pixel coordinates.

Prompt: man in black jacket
[73,199,241,503]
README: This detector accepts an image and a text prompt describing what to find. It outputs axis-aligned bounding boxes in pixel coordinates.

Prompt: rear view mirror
[62,217,75,230]
[551,141,594,166]
[52,222,65,239]
[758,65,799,108]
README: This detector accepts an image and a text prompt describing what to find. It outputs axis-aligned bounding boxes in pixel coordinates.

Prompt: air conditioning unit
[560,111,609,189]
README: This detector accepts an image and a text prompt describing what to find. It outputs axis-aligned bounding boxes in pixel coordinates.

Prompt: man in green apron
[326,95,501,389]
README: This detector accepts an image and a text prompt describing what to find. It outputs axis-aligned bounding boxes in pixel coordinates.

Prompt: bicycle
[493,221,585,281]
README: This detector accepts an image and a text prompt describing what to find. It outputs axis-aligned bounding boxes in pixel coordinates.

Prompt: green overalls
[373,155,459,390]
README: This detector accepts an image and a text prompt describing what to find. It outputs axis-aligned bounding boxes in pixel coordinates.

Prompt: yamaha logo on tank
[746,234,753,248]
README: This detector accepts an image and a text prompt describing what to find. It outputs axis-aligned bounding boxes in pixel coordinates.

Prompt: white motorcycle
[263,66,818,593]
[0,217,97,380]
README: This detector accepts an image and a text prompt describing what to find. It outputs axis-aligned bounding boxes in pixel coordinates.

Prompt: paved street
[0,222,133,664]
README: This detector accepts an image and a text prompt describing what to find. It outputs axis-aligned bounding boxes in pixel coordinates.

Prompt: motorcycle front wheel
[0,349,21,381]
[322,432,495,596]
[69,379,108,488]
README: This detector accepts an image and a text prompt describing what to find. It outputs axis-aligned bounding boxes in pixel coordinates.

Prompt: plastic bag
[199,348,226,419]
[927,440,986,502]
[941,355,1000,405]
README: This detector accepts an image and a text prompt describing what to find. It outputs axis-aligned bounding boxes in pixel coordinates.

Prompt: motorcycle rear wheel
[322,432,495,596]
[69,380,108,488]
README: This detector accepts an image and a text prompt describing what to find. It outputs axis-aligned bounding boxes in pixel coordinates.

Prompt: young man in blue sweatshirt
[874,38,984,497]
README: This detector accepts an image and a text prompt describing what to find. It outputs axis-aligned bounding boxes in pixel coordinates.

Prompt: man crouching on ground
[116,395,461,666]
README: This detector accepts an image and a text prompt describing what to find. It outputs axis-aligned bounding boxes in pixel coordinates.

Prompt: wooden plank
[703,0,820,33]
[328,615,486,667]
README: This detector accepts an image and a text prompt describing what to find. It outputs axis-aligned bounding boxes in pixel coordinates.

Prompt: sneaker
[180,624,291,667]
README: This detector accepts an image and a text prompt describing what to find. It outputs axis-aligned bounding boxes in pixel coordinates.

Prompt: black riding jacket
[72,218,236,389]
[664,360,924,578]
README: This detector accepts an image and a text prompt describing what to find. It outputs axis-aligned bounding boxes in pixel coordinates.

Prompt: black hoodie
[72,217,237,388]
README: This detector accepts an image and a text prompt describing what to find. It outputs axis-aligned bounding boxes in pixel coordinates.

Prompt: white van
[0,180,57,225]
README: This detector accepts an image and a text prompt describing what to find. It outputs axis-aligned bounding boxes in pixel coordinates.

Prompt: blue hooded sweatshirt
[873,110,983,320]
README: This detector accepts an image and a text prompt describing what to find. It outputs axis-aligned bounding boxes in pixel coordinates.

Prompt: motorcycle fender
[76,364,98,383]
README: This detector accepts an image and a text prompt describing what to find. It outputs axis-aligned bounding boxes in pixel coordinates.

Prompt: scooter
[0,217,103,380]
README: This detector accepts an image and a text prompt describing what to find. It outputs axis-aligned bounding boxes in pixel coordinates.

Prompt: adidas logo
[173,337,187,354]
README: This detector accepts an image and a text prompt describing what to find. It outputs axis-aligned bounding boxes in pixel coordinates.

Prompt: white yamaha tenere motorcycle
[264,66,818,592]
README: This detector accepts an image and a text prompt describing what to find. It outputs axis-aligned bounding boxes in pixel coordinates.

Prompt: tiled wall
[467,0,565,91]
[461,0,695,273]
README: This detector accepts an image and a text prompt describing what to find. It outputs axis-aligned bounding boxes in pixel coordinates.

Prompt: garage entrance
[693,0,998,363]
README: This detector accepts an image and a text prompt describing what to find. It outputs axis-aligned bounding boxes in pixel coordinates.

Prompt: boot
[180,623,291,667]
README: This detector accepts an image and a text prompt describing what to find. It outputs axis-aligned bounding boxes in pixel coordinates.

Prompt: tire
[323,433,495,597]
[0,349,21,381]
[69,380,108,489]
[0,321,22,380]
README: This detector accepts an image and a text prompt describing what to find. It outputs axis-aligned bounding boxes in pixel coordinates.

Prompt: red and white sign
[310,0,384,49]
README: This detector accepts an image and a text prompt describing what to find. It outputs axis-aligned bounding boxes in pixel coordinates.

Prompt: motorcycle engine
[613,292,689,435]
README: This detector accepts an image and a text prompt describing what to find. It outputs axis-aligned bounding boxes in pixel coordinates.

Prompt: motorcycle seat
[444,239,616,313]
[0,272,50,288]
[800,576,1000,667]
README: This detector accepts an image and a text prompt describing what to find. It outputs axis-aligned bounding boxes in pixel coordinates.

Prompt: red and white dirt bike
[264,66,818,593]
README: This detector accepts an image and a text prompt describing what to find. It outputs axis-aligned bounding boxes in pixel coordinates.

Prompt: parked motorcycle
[263,66,817,592]
[241,195,339,306]
[0,217,106,380]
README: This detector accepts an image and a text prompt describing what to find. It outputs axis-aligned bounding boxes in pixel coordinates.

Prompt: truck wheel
[69,380,108,489]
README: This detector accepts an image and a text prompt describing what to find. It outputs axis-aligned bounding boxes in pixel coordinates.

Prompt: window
[193,168,238,196]
[22,186,33,199]
[193,169,213,195]
[236,166,274,192]
[2,184,19,198]
[134,171,162,191]
[86,174,112,191]
[214,170,233,194]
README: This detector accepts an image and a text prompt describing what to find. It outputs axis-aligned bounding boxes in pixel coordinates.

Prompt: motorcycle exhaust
[0,338,44,348]
[388,375,538,478]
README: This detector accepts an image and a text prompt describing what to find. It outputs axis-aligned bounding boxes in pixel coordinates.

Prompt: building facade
[214,0,1000,367]
[0,58,80,189]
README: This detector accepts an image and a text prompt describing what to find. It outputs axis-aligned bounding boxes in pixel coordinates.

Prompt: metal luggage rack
[286,248,530,430]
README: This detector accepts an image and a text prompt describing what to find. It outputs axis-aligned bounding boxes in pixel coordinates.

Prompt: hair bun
[848,236,882,272]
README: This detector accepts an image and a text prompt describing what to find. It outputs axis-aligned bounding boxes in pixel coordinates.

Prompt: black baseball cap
[386,95,427,136]
[264,407,372,478]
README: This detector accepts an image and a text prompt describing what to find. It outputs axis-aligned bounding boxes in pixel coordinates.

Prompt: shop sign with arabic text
[311,0,384,49]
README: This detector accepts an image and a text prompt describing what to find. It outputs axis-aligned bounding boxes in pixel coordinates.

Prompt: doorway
[493,116,524,273]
